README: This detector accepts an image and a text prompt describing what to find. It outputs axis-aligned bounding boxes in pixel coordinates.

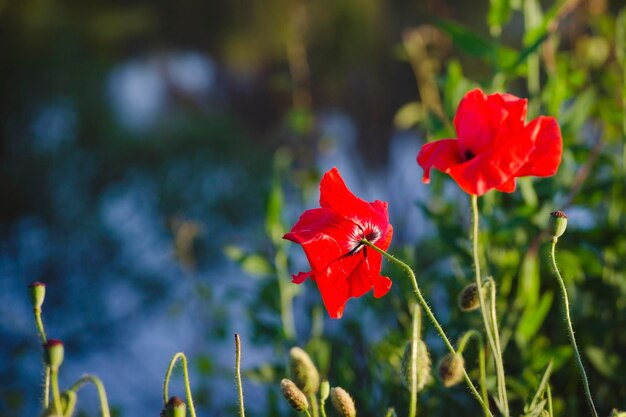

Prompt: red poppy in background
[417,88,562,196]
[283,168,393,319]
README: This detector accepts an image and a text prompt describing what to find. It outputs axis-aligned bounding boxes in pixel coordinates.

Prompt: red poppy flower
[283,168,393,319]
[417,88,562,196]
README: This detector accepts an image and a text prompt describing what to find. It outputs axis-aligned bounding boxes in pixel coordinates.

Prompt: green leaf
[436,19,495,59]
[586,346,624,381]
[516,291,554,347]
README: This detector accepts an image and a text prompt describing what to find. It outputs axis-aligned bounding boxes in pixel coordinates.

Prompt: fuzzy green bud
[611,410,626,417]
[28,281,46,310]
[43,339,64,371]
[288,347,320,394]
[548,211,568,242]
[320,380,330,402]
[330,387,356,417]
[162,396,186,417]
[437,353,465,387]
[281,378,309,412]
[457,283,482,312]
[400,340,431,392]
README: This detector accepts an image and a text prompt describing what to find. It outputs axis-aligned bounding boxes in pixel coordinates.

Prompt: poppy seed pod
[548,211,568,242]
[163,396,186,417]
[43,339,64,371]
[289,347,320,394]
[438,353,465,387]
[28,281,46,310]
[330,387,356,417]
[401,340,431,392]
[280,379,309,412]
[458,283,482,312]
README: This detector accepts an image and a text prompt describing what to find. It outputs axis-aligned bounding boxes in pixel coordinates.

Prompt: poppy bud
[330,387,356,417]
[162,396,186,417]
[28,281,46,310]
[43,339,64,371]
[288,347,320,394]
[400,340,431,391]
[280,379,309,413]
[611,410,626,417]
[320,380,330,401]
[457,283,482,312]
[437,353,465,387]
[548,211,568,242]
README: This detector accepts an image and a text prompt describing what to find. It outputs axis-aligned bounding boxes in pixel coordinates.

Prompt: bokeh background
[2,0,626,416]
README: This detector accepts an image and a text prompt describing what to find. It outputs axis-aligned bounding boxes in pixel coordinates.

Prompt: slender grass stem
[471,195,509,417]
[163,352,197,417]
[549,240,598,417]
[361,240,492,417]
[235,334,246,417]
[70,375,111,417]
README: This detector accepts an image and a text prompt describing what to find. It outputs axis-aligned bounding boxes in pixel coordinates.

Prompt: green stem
[235,334,246,417]
[409,304,421,417]
[549,240,598,417]
[471,195,509,417]
[275,249,297,341]
[163,352,197,417]
[361,240,492,417]
[69,375,111,417]
[50,369,63,417]
[547,384,553,417]
[308,393,319,417]
[34,307,51,409]
[456,330,489,417]
[320,396,327,417]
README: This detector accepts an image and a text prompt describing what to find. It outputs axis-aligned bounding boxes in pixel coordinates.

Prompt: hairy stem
[361,240,492,417]
[50,369,63,417]
[163,352,197,417]
[409,304,421,417]
[33,307,51,408]
[471,195,508,416]
[70,375,111,417]
[457,330,489,417]
[235,334,246,417]
[549,240,598,417]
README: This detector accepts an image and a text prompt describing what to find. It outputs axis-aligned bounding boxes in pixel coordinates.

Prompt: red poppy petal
[514,116,562,177]
[315,256,360,319]
[448,122,535,195]
[319,167,390,243]
[284,208,363,267]
[455,89,528,157]
[495,177,516,193]
[416,139,463,183]
[362,248,393,298]
[347,257,374,298]
[292,271,311,284]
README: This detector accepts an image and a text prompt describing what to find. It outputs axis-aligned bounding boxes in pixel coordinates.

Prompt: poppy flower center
[346,224,382,256]
[464,150,475,161]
